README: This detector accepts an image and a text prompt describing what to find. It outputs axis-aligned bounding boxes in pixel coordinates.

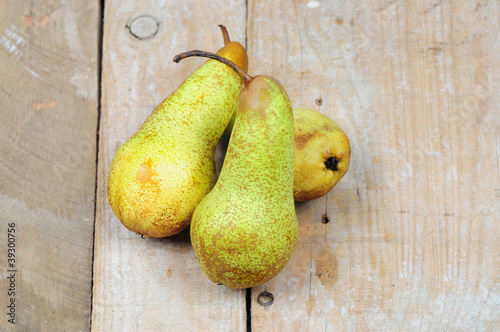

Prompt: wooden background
[1,0,499,331]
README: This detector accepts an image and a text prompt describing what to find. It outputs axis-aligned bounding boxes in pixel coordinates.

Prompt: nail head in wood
[257,291,274,307]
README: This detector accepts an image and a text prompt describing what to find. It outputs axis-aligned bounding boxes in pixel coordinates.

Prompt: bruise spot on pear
[295,132,315,150]
[295,130,327,150]
[137,159,156,183]
[323,123,333,131]
[238,77,273,120]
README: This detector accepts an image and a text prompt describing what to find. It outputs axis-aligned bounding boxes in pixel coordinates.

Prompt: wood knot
[127,15,159,40]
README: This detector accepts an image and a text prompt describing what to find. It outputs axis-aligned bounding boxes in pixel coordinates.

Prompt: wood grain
[0,0,99,330]
[93,0,248,330]
[248,0,500,330]
[2,0,498,330]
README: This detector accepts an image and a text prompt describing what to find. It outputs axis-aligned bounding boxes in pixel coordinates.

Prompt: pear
[107,26,248,238]
[293,107,350,201]
[174,51,298,289]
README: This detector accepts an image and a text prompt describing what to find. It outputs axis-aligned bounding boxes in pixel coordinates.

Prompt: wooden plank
[0,0,99,330]
[248,0,500,330]
[93,0,247,330]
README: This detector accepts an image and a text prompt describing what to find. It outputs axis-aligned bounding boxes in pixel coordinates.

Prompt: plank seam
[89,0,106,330]
[246,288,252,332]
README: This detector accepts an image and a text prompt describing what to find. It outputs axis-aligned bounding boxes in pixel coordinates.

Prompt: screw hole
[257,291,274,306]
[315,97,323,106]
[321,214,330,224]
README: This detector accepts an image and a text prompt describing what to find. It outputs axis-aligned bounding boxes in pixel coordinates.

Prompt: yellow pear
[293,108,350,201]
[107,26,248,238]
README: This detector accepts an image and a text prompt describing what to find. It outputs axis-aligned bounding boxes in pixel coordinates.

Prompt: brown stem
[173,50,253,84]
[218,24,231,45]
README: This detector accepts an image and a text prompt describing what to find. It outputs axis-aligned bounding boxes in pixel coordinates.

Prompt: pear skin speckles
[191,75,298,289]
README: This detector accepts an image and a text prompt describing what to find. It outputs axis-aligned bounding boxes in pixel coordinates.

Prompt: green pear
[174,51,298,289]
[293,108,350,201]
[107,26,248,238]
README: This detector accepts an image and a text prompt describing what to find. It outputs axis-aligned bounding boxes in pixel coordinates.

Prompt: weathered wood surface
[92,0,247,330]
[0,0,99,331]
[249,0,500,331]
[1,0,499,330]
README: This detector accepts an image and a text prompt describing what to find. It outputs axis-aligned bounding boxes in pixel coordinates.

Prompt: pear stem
[218,24,231,45]
[173,50,253,84]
